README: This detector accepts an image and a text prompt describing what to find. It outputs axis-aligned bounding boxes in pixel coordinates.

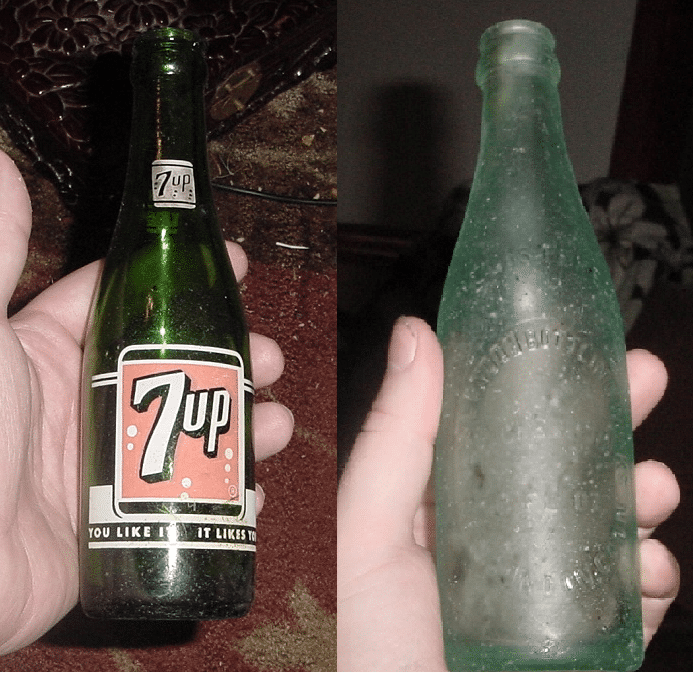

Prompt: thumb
[0,151,31,314]
[338,317,444,553]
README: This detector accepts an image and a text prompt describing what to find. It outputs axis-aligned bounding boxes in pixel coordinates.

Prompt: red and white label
[118,359,242,507]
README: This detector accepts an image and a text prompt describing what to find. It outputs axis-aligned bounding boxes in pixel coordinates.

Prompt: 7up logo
[114,346,246,510]
[151,159,196,209]
[131,370,231,483]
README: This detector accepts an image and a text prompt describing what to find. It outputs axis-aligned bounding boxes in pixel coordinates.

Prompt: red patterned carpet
[0,68,336,672]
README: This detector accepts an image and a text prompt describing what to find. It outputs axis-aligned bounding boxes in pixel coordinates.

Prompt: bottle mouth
[131,27,207,82]
[133,27,206,58]
[135,27,199,44]
[476,19,560,86]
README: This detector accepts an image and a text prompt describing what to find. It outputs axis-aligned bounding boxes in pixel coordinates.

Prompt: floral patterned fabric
[0,0,336,206]
[581,179,693,332]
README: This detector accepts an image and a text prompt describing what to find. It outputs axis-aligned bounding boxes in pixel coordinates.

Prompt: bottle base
[79,546,254,620]
[80,597,252,621]
[444,635,644,671]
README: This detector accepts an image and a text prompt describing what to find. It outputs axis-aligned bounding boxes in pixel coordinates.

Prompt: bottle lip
[482,19,555,47]
[476,19,560,86]
[133,27,206,57]
[135,27,199,44]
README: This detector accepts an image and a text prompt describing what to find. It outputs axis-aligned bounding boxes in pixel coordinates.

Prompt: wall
[339,0,638,230]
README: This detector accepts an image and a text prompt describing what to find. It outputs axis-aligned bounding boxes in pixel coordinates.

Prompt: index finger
[16,241,249,346]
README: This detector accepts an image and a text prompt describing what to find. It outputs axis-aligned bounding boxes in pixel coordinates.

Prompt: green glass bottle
[435,20,642,670]
[80,28,255,619]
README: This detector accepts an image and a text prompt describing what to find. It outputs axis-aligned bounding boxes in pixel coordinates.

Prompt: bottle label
[152,159,196,209]
[87,344,256,552]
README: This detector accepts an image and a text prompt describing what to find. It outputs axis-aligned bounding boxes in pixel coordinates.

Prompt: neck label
[152,159,196,209]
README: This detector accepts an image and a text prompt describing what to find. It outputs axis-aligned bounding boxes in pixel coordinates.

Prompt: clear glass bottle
[435,20,642,670]
[80,28,255,620]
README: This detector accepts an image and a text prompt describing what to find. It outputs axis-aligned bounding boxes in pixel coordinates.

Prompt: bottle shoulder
[84,236,249,371]
[437,230,623,346]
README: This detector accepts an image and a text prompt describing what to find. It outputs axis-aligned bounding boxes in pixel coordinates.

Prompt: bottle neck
[474,20,568,186]
[478,68,577,202]
[121,33,212,215]
[461,66,587,250]
[125,76,211,202]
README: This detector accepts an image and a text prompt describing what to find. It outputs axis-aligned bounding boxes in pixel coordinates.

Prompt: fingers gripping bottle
[435,21,642,670]
[80,28,256,619]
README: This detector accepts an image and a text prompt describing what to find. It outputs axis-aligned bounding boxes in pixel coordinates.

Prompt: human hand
[0,150,294,654]
[337,316,680,671]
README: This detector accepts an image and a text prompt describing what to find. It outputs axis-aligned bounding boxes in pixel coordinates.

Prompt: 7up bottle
[80,28,255,619]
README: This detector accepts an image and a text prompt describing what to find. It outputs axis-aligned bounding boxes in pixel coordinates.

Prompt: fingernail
[388,318,417,372]
[282,403,295,426]
[256,483,265,510]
